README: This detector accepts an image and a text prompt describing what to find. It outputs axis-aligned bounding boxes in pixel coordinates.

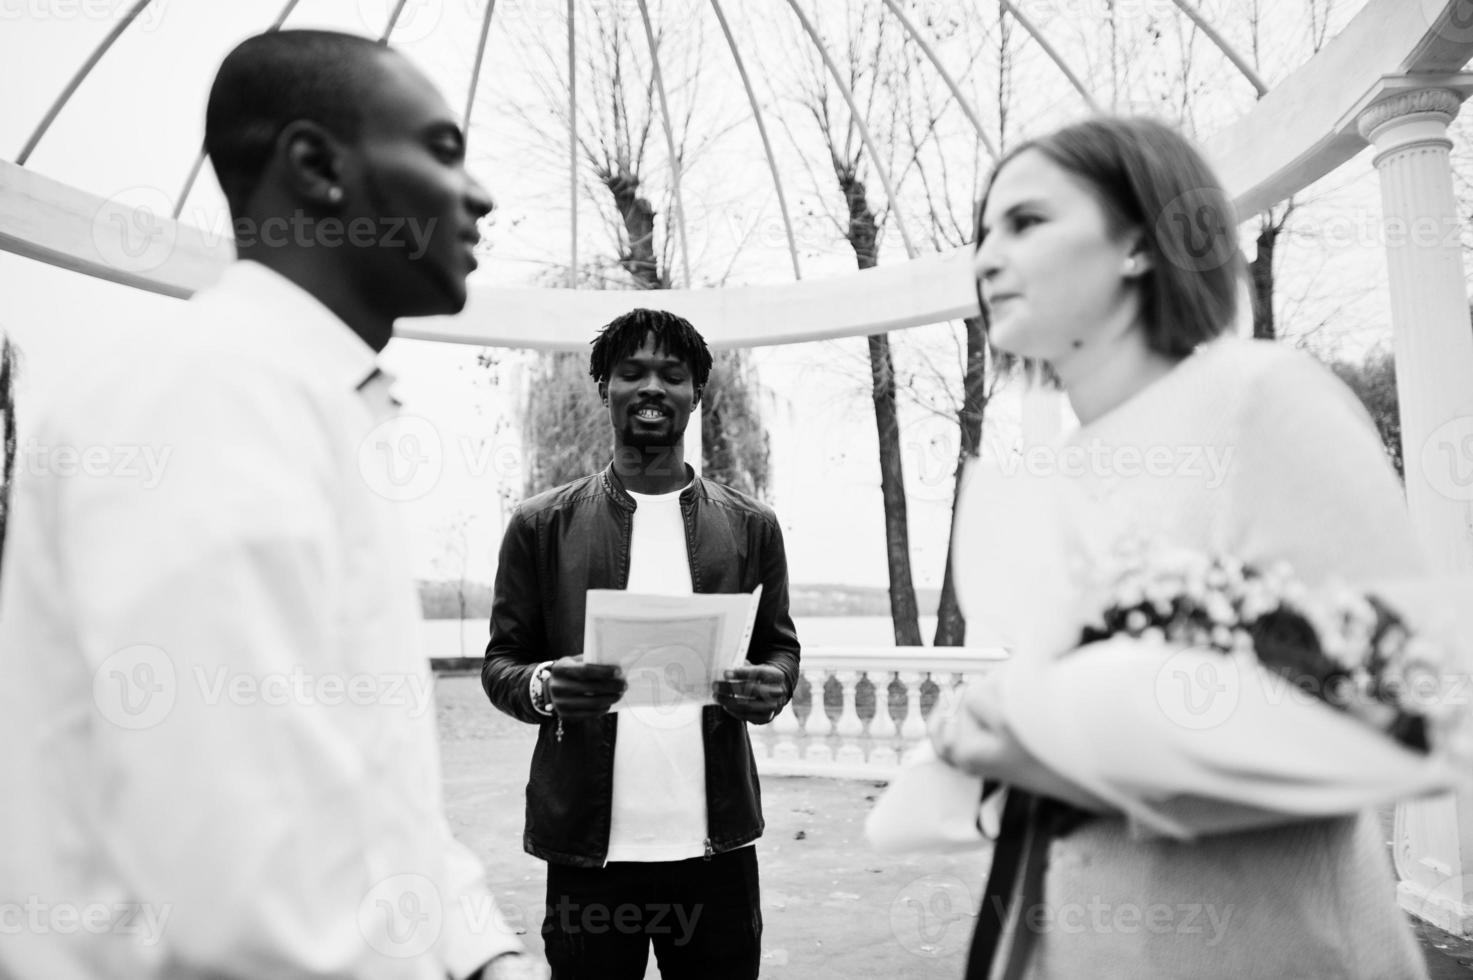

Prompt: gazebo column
[1351,78,1473,935]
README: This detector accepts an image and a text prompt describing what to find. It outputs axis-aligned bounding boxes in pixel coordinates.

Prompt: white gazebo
[3,0,1473,932]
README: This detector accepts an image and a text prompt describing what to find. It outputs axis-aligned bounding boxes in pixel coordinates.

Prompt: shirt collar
[195,260,390,393]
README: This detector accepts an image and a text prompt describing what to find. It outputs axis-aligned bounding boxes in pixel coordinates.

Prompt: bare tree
[501,0,770,500]
[783,1,924,645]
[0,335,15,578]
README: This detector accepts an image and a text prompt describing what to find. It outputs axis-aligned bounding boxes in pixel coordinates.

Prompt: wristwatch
[529,663,555,716]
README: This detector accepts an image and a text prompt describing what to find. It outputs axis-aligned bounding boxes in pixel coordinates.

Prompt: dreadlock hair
[588,309,714,391]
[205,30,393,217]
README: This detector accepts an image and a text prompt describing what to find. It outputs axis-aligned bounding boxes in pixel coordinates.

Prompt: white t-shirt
[605,483,710,862]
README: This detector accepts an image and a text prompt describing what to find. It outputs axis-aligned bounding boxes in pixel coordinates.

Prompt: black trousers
[541,846,762,980]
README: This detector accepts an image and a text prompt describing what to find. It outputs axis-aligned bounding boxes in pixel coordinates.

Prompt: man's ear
[598,381,608,405]
[693,385,703,407]
[277,120,347,209]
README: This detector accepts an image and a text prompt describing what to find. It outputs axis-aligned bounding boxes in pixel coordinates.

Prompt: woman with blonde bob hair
[929,116,1458,979]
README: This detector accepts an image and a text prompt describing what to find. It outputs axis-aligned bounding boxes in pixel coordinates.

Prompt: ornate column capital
[1356,87,1464,142]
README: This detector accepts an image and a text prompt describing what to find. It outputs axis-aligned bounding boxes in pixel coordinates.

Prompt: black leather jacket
[481,463,802,867]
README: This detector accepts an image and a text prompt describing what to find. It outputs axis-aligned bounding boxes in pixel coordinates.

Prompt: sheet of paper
[583,587,763,711]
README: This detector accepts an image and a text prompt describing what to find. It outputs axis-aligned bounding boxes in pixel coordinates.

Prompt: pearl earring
[1123,256,1137,275]
[327,187,344,204]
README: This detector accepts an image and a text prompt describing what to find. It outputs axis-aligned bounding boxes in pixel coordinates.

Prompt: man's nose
[465,176,494,221]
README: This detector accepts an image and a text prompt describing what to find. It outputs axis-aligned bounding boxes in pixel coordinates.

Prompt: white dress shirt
[0,261,520,979]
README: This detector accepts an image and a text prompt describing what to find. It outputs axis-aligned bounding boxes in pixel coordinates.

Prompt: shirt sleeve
[56,362,519,977]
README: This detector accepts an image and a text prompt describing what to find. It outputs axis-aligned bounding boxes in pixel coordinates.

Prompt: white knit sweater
[954,338,1454,979]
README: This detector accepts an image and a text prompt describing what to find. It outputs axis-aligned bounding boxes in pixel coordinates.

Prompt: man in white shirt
[482,309,802,979]
[0,30,536,980]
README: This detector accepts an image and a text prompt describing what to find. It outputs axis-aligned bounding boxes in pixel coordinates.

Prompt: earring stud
[327,187,344,204]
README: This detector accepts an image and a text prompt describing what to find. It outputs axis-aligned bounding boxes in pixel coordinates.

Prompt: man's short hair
[588,309,714,390]
[205,29,391,215]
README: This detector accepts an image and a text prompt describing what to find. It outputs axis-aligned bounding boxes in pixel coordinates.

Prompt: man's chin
[621,428,684,450]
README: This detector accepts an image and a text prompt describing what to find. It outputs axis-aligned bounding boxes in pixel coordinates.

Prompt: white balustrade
[753,647,1007,779]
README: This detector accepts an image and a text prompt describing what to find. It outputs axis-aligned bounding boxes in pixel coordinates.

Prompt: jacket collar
[601,461,700,511]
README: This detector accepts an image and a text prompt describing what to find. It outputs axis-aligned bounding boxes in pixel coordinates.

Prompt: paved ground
[434,673,1473,978]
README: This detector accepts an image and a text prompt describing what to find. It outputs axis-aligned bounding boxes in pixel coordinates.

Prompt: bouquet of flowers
[1079,541,1446,754]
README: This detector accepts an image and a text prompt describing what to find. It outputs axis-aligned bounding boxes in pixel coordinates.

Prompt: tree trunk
[1250,217,1279,340]
[0,337,15,579]
[604,170,664,290]
[933,314,988,646]
[838,168,922,646]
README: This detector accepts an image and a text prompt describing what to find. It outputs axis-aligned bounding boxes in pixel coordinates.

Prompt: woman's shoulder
[1191,337,1365,421]
[1193,336,1330,384]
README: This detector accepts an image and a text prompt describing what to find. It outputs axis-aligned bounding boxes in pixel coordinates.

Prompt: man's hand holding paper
[546,657,627,719]
[582,587,764,713]
[712,663,788,723]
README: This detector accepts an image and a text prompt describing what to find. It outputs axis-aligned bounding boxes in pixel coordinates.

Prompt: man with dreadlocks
[482,308,800,980]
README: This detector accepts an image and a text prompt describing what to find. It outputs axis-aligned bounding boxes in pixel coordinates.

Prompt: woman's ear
[1122,238,1153,279]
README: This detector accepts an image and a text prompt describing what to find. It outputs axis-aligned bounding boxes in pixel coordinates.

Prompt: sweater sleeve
[994,350,1458,839]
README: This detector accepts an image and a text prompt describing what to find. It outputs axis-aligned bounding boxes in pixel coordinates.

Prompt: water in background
[421,615,942,659]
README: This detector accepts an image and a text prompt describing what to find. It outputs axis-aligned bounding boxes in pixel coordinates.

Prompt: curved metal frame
[15,0,158,166]
[2,0,1466,349]
[635,0,693,288]
[173,0,305,219]
[1170,0,1269,97]
[878,0,997,161]
[709,0,803,281]
[379,0,412,44]
[464,0,501,131]
[781,0,918,259]
[998,0,1101,114]
[567,0,577,288]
